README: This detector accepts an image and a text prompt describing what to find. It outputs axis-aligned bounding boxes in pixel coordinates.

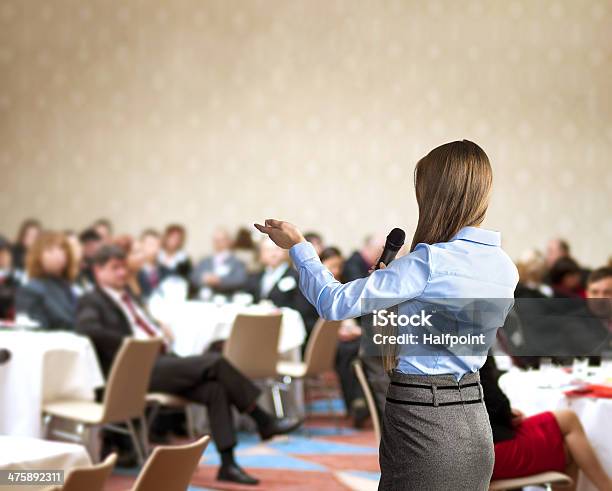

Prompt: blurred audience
[545,238,591,289]
[77,228,103,291]
[11,218,42,274]
[549,257,585,298]
[320,246,343,280]
[65,230,87,295]
[304,231,324,256]
[15,232,78,329]
[76,245,301,485]
[545,237,570,269]
[113,235,148,301]
[233,227,259,273]
[343,234,384,282]
[340,235,388,419]
[586,267,612,300]
[585,267,612,356]
[515,249,552,298]
[0,236,18,319]
[320,246,368,426]
[191,228,247,298]
[3,217,610,488]
[246,238,318,334]
[138,229,162,299]
[159,224,192,281]
[92,218,113,243]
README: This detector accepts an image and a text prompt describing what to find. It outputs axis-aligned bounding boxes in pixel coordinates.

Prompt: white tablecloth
[0,331,104,437]
[499,366,612,491]
[149,300,307,356]
[0,436,91,490]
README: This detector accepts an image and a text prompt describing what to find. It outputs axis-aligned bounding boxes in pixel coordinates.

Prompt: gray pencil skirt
[378,370,494,491]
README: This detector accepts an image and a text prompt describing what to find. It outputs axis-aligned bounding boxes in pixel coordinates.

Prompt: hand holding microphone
[254,219,406,274]
[370,228,406,272]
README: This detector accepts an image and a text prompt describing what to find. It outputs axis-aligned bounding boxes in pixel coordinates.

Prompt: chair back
[61,453,117,491]
[353,359,381,443]
[223,313,282,378]
[303,319,341,376]
[131,436,210,491]
[102,338,162,422]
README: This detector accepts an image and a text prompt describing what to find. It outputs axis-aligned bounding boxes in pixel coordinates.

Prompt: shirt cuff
[289,241,318,267]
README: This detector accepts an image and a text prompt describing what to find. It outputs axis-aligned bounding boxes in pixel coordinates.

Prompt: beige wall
[0,0,610,265]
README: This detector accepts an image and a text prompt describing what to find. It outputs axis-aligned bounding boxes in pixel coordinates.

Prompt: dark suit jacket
[343,251,370,282]
[246,265,318,335]
[190,254,248,295]
[75,287,133,376]
[76,287,216,393]
[159,257,192,283]
[137,267,161,300]
[15,277,76,329]
[0,272,18,319]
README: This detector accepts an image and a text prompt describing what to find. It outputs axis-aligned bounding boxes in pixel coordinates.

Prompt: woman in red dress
[481,358,611,491]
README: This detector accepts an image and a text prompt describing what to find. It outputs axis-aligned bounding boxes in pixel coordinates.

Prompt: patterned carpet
[106,402,381,491]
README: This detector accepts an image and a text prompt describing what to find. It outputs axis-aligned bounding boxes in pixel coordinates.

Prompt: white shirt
[260,262,289,299]
[212,251,231,277]
[102,287,163,340]
[290,227,518,380]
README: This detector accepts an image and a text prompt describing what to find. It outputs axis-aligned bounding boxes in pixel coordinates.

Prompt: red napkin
[564,384,612,399]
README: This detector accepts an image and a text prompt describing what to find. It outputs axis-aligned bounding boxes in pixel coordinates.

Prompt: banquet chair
[130,435,210,491]
[352,359,382,443]
[50,452,117,491]
[489,472,572,490]
[223,313,283,415]
[42,338,163,465]
[277,319,342,430]
[146,392,197,439]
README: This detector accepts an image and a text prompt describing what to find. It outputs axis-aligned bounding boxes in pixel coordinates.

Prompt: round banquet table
[498,364,612,491]
[148,299,307,356]
[0,436,91,491]
[0,330,104,438]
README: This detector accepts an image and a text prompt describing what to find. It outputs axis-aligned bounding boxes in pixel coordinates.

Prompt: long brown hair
[26,231,78,281]
[411,140,492,251]
[162,224,186,252]
[15,218,42,246]
[383,140,493,371]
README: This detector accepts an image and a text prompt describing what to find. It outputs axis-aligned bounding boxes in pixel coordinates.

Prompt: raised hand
[254,219,306,250]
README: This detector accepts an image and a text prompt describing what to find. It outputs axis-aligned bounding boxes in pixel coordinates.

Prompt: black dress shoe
[258,416,303,440]
[217,464,260,485]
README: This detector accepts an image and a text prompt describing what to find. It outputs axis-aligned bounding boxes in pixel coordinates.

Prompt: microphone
[0,349,11,365]
[375,228,406,270]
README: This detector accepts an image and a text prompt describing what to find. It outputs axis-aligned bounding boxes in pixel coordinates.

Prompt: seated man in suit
[342,234,384,283]
[76,245,301,486]
[246,238,318,335]
[190,228,247,298]
[585,266,612,357]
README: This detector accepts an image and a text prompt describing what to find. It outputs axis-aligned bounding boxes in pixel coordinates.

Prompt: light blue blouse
[290,227,519,380]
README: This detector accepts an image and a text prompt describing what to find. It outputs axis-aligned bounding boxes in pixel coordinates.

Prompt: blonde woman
[15,231,79,329]
[256,140,519,491]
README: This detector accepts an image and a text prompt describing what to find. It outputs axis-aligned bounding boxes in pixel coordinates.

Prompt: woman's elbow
[317,302,354,321]
[318,309,342,321]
